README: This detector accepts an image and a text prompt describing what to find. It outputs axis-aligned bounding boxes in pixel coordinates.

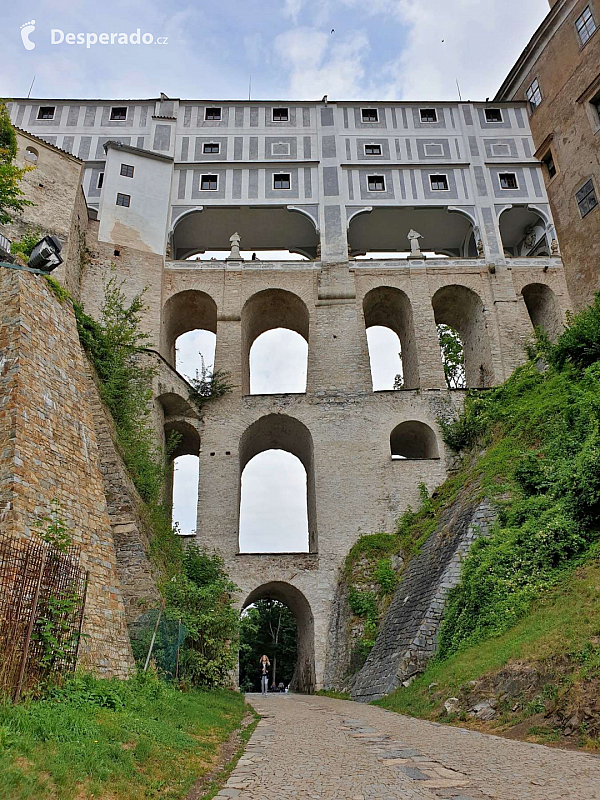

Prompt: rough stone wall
[497,0,600,309]
[0,131,87,299]
[350,495,497,701]
[0,268,133,677]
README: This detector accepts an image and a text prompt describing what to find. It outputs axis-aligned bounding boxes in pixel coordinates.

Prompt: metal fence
[0,532,88,700]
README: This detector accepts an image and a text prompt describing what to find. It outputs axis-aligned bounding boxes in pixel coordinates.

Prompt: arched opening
[522,283,563,341]
[241,581,316,693]
[238,414,316,553]
[171,207,320,261]
[432,285,493,388]
[390,421,440,460]
[24,146,38,164]
[161,290,217,368]
[241,289,310,395]
[363,287,419,390]
[499,206,549,257]
[348,207,477,259]
[249,329,308,394]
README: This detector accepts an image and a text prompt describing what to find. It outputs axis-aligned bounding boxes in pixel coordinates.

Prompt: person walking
[259,654,270,696]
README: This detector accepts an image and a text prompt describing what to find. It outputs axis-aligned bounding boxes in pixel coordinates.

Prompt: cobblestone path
[213,693,600,800]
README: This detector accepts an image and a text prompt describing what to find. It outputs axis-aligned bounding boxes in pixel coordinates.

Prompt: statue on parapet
[226,231,242,261]
[407,229,423,258]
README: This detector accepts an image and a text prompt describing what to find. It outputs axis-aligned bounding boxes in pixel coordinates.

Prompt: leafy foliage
[163,546,239,689]
[0,101,33,225]
[186,354,232,415]
[239,600,297,692]
[32,499,72,553]
[10,227,42,260]
[437,324,466,389]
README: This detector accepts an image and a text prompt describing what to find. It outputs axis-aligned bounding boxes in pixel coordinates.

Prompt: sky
[1,0,551,549]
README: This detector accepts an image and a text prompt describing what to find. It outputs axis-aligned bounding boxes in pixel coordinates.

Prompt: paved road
[213,693,600,800]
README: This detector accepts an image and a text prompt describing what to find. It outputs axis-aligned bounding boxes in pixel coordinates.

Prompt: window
[430,174,449,191]
[205,107,221,120]
[24,147,38,164]
[110,107,127,121]
[116,192,130,207]
[37,106,55,120]
[361,108,378,123]
[203,142,220,154]
[576,5,597,45]
[420,108,438,123]
[364,143,382,156]
[200,174,218,190]
[485,108,503,123]
[367,175,385,191]
[526,78,543,111]
[272,107,289,122]
[499,172,518,189]
[97,172,104,189]
[541,150,557,179]
[576,179,598,217]
[273,173,291,189]
[120,163,134,178]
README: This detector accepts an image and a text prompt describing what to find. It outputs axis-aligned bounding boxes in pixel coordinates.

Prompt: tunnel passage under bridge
[242,581,316,693]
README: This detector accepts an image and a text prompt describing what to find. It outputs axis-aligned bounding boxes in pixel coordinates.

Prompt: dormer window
[485,108,503,123]
[361,108,378,123]
[272,108,289,122]
[205,107,222,121]
[37,106,55,120]
[364,143,382,155]
[110,107,127,121]
[420,108,437,123]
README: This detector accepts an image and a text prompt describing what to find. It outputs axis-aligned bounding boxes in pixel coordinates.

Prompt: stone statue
[477,239,484,257]
[551,238,559,255]
[227,231,242,261]
[523,227,537,251]
[407,229,423,258]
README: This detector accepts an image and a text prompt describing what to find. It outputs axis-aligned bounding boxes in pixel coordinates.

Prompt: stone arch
[521,283,563,341]
[242,581,316,693]
[390,421,439,460]
[432,284,493,388]
[238,414,317,553]
[24,146,39,164]
[161,289,218,366]
[241,289,310,395]
[363,287,419,389]
[164,419,200,459]
[498,205,550,257]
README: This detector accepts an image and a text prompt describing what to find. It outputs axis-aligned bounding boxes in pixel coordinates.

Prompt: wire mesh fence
[129,609,187,680]
[0,531,88,700]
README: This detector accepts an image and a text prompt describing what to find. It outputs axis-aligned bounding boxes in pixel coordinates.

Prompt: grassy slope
[0,673,246,800]
[374,301,600,749]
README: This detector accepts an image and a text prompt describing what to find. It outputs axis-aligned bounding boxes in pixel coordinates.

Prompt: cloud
[273,26,370,99]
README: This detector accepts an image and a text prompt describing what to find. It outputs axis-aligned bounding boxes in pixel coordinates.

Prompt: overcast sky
[1,0,550,549]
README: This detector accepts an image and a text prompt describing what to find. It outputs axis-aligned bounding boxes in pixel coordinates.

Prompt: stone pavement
[213,693,600,800]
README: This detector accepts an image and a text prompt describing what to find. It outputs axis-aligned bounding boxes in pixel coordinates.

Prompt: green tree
[437,324,466,388]
[0,100,33,224]
[239,600,297,691]
[164,545,239,688]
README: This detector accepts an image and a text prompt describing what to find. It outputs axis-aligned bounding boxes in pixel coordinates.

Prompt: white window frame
[361,108,379,123]
[271,141,291,156]
[424,142,444,157]
[272,172,292,190]
[204,107,222,121]
[37,106,55,120]
[484,108,504,123]
[272,107,289,122]
[429,173,449,191]
[575,5,597,46]
[97,172,104,189]
[498,172,519,190]
[202,142,221,155]
[420,108,438,123]
[367,174,386,192]
[526,78,543,111]
[200,174,219,191]
[364,143,382,156]
[110,106,127,121]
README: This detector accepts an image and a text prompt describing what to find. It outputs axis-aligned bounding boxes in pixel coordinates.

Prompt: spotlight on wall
[27,236,63,272]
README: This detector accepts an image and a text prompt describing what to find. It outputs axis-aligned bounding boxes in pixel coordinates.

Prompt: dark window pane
[110,107,127,120]
[120,164,134,178]
[420,108,437,123]
[116,193,130,207]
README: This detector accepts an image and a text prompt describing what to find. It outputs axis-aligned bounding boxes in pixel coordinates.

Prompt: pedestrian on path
[259,654,270,696]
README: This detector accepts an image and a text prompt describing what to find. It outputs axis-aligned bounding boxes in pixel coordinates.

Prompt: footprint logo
[20,20,36,51]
